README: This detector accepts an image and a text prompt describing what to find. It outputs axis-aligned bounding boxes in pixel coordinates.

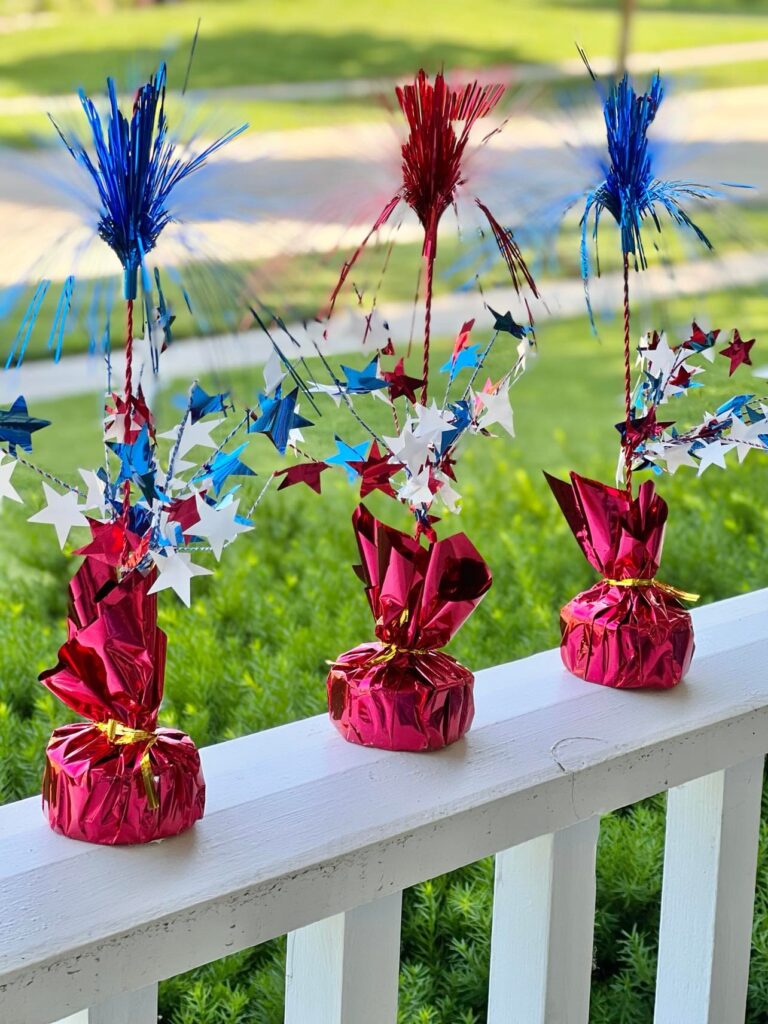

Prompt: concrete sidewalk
[4,249,765,404]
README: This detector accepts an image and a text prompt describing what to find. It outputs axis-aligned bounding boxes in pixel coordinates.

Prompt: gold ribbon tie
[603,577,699,603]
[95,719,160,811]
[367,608,432,665]
[368,642,431,665]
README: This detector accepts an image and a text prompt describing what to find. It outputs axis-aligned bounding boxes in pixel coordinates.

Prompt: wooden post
[285,892,402,1024]
[488,817,600,1024]
[51,984,158,1024]
[655,758,764,1023]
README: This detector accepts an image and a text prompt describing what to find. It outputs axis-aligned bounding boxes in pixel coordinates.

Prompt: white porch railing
[1,588,767,1024]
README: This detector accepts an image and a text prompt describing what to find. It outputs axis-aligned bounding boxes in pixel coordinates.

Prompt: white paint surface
[51,985,157,1024]
[285,892,402,1024]
[1,589,767,1023]
[488,817,600,1024]
[655,758,764,1023]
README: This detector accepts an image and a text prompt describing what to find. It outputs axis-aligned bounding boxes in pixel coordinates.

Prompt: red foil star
[275,461,328,494]
[74,518,145,568]
[719,329,755,376]
[617,408,674,448]
[414,513,441,544]
[382,358,425,403]
[451,318,475,361]
[166,494,204,533]
[104,387,155,442]
[349,442,402,499]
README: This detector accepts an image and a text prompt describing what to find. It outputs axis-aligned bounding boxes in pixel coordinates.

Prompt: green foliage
[2,295,768,1019]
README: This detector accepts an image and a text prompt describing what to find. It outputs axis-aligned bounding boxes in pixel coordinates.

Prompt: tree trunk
[617,0,636,76]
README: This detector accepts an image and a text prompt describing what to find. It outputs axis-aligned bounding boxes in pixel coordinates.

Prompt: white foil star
[148,550,213,606]
[0,457,22,506]
[183,494,254,560]
[28,483,88,547]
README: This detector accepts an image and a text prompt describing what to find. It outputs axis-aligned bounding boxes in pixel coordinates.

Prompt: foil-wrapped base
[43,722,205,845]
[327,642,474,751]
[560,584,695,689]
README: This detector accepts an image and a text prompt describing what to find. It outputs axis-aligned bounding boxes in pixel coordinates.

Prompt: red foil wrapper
[546,472,694,689]
[40,556,205,844]
[327,505,492,751]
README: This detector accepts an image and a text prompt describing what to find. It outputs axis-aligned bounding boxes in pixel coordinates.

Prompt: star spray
[6,64,332,844]
[279,70,539,750]
[327,69,538,404]
[547,56,762,689]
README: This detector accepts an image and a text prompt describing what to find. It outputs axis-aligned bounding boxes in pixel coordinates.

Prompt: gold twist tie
[366,608,432,665]
[95,719,160,811]
[368,643,431,666]
[603,577,699,603]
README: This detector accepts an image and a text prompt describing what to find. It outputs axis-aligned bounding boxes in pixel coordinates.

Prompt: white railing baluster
[488,816,600,1024]
[285,891,402,1024]
[51,984,158,1024]
[655,757,764,1024]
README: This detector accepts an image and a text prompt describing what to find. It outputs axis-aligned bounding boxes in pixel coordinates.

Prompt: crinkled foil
[327,505,491,750]
[546,472,694,689]
[40,555,205,844]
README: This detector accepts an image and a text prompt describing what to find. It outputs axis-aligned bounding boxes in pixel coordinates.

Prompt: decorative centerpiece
[8,64,323,843]
[286,68,539,749]
[548,58,752,689]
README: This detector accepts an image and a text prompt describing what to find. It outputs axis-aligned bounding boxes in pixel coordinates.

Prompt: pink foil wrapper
[40,554,205,844]
[327,505,492,751]
[546,472,694,689]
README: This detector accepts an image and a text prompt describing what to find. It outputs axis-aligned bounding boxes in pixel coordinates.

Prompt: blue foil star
[248,386,313,455]
[326,436,370,482]
[440,344,482,382]
[340,355,388,395]
[438,399,473,454]
[487,306,530,339]
[0,396,51,454]
[107,423,167,504]
[187,383,230,423]
[193,443,256,495]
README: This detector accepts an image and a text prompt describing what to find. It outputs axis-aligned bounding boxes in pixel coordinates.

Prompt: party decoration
[327,69,538,403]
[328,505,491,750]
[303,66,540,750]
[6,64,326,845]
[551,58,752,689]
[546,473,694,689]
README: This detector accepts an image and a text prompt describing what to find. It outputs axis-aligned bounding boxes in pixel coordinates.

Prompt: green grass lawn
[0,0,766,148]
[2,0,767,98]
[2,282,768,1020]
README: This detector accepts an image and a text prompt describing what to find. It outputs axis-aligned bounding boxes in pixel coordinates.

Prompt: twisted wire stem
[622,254,633,497]
[121,299,134,556]
[1,448,84,498]
[421,253,434,405]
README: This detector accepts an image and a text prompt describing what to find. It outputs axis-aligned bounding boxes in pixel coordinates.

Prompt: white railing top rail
[2,588,767,1024]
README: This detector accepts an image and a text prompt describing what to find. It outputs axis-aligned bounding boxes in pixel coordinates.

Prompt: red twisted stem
[422,251,435,405]
[622,254,633,497]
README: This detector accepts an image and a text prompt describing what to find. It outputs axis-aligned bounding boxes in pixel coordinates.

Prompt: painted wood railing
[1,588,767,1024]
